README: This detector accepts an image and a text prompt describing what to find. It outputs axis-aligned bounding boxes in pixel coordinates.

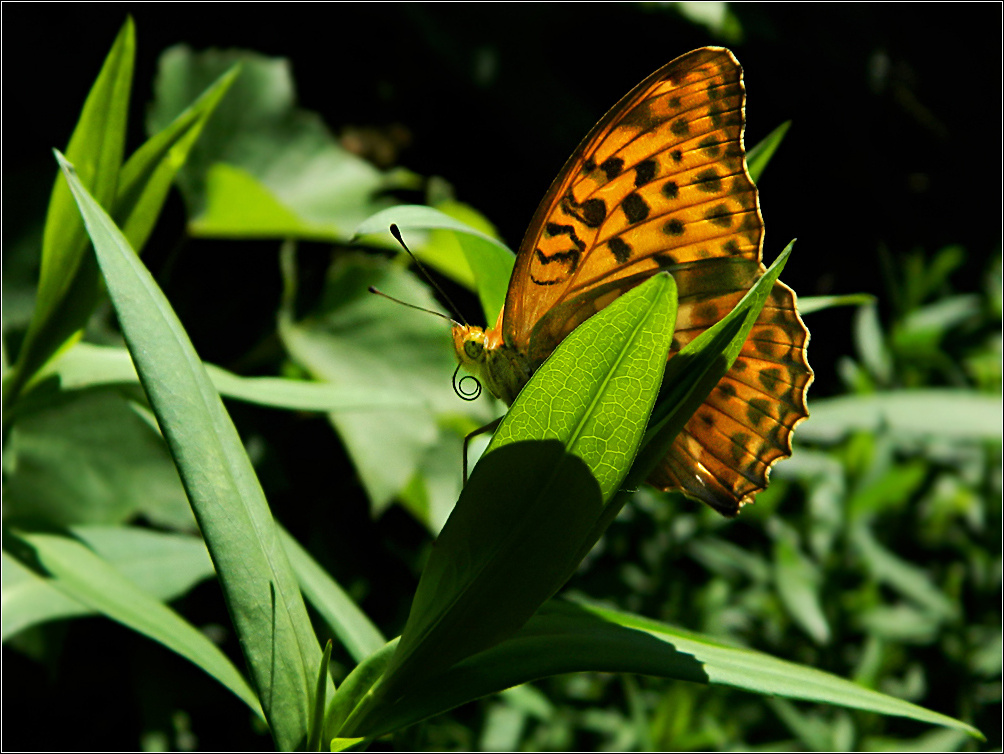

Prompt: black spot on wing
[608,236,632,263]
[635,159,657,187]
[535,247,580,272]
[599,156,624,180]
[545,222,586,251]
[563,192,608,228]
[758,367,783,392]
[698,136,721,157]
[694,168,722,194]
[530,274,563,286]
[622,193,650,224]
[704,203,733,228]
[664,218,685,236]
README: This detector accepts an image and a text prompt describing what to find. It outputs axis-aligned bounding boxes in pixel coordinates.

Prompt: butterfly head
[450,323,533,405]
[451,324,489,370]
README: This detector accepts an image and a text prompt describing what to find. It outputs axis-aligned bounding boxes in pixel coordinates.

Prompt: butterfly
[451,47,812,516]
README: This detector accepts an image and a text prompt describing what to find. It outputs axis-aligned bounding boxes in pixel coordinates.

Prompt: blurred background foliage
[3,4,1000,751]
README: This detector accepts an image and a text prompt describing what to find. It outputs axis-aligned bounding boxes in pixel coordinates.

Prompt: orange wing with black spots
[502,47,812,515]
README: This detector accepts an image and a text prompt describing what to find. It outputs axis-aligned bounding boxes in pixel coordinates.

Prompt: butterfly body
[453,47,812,516]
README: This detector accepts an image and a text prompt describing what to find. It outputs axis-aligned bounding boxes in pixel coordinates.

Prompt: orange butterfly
[452,47,812,516]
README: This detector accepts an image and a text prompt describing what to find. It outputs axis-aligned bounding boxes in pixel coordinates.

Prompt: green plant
[3,21,994,751]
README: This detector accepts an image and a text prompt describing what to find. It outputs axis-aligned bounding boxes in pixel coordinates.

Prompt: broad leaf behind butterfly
[454,47,812,515]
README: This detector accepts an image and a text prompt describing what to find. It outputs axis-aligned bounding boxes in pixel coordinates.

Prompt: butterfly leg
[463,416,503,485]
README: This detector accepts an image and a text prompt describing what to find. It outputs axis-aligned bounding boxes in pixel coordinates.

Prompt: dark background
[5,4,1002,394]
[3,4,1001,750]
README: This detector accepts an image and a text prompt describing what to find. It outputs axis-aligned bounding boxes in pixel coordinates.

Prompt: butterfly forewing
[492,46,811,514]
[504,47,760,350]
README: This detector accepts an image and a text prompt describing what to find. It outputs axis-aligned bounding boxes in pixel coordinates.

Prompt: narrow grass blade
[5,20,134,407]
[746,120,790,183]
[56,152,324,750]
[798,293,876,314]
[279,526,386,663]
[116,65,240,251]
[308,641,334,752]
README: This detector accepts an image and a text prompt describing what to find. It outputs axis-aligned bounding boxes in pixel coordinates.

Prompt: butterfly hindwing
[652,280,811,514]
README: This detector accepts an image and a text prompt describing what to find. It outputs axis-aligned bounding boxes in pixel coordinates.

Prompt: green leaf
[2,526,214,642]
[352,598,983,740]
[115,65,240,251]
[489,273,679,503]
[771,526,831,644]
[57,151,324,750]
[308,641,333,752]
[6,528,261,718]
[149,47,404,238]
[324,638,399,743]
[767,697,850,751]
[38,342,419,413]
[350,442,604,733]
[423,199,505,291]
[342,274,678,735]
[5,20,134,408]
[278,252,496,527]
[795,390,1003,443]
[3,388,193,530]
[2,551,89,640]
[798,293,877,315]
[746,121,790,184]
[851,526,958,621]
[854,304,893,383]
[192,163,326,238]
[355,204,516,324]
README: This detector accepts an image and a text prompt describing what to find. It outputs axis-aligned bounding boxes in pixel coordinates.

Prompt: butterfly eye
[464,339,483,361]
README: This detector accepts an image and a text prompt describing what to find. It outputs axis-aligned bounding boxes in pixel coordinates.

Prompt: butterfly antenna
[367,286,458,325]
[452,362,482,401]
[390,224,468,326]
